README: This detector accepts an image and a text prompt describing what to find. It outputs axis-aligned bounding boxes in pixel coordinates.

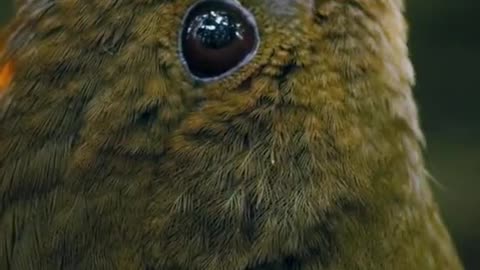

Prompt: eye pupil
[192,11,240,49]
[180,1,259,81]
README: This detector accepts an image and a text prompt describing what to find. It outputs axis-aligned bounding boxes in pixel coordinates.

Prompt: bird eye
[179,0,259,82]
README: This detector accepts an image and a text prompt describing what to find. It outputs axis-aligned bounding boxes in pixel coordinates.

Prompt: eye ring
[178,0,260,83]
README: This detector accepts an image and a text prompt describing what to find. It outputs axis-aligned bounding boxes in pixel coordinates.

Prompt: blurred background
[1,0,478,269]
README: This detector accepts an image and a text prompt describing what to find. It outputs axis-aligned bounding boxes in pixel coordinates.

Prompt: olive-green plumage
[0,0,463,269]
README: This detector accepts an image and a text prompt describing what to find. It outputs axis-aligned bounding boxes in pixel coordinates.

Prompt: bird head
[0,0,423,230]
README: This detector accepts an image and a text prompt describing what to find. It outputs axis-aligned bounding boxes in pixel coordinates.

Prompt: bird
[0,0,463,269]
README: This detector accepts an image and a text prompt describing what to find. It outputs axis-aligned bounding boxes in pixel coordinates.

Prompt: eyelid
[265,0,314,17]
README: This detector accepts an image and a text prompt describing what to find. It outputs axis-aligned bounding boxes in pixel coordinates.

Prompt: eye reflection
[179,0,259,82]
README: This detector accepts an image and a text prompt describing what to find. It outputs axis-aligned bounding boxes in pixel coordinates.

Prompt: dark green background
[1,1,478,269]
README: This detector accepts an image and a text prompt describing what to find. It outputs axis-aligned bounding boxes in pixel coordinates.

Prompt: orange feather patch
[0,43,14,97]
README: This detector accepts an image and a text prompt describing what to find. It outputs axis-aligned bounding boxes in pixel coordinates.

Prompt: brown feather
[0,0,463,269]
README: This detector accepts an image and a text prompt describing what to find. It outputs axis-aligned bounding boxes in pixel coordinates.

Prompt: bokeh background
[1,0,478,269]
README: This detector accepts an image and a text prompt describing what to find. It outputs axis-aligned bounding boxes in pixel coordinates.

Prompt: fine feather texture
[0,0,463,269]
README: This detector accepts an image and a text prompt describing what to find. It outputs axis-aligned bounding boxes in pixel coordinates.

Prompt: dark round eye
[179,0,259,82]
